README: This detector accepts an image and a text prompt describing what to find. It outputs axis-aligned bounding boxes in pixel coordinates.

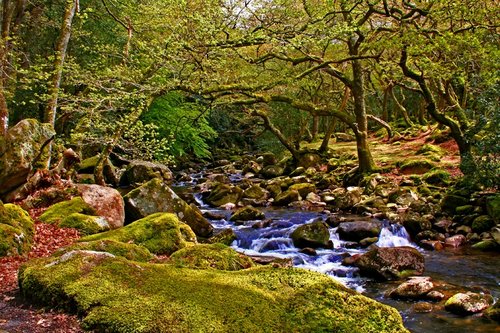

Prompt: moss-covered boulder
[352,247,425,281]
[260,165,284,179]
[124,179,213,237]
[422,169,450,186]
[230,206,265,222]
[484,301,500,322]
[288,183,316,198]
[120,160,173,186]
[291,221,331,249]
[416,144,445,157]
[19,251,409,333]
[59,213,110,236]
[170,243,254,270]
[0,119,55,199]
[471,215,495,233]
[444,292,493,315]
[243,185,269,200]
[486,194,500,222]
[399,159,435,175]
[39,197,96,224]
[274,189,300,206]
[441,194,469,214]
[205,182,243,207]
[402,213,432,238]
[330,187,363,210]
[337,221,382,242]
[82,213,196,255]
[61,240,153,262]
[0,203,35,257]
[208,228,237,246]
[471,240,499,251]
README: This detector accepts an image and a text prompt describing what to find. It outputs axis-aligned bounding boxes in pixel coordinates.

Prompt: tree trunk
[319,117,336,153]
[351,58,376,173]
[311,115,319,141]
[389,84,413,127]
[45,0,78,126]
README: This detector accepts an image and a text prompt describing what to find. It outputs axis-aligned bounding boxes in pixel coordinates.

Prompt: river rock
[208,228,237,246]
[445,234,466,248]
[484,301,500,322]
[274,189,300,206]
[77,184,125,229]
[444,292,493,315]
[120,160,173,186]
[471,215,495,233]
[353,246,425,281]
[290,221,331,249]
[486,194,500,222]
[471,240,499,251]
[297,152,321,169]
[230,206,265,222]
[441,194,469,214]
[243,185,269,200]
[123,178,213,237]
[0,119,55,199]
[205,183,243,207]
[258,152,278,166]
[329,187,363,210]
[337,221,381,242]
[402,213,432,237]
[288,183,316,198]
[260,165,284,179]
[389,277,434,300]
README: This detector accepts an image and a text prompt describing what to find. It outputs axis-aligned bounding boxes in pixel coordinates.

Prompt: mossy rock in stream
[0,203,35,257]
[39,197,96,224]
[18,250,409,333]
[169,243,255,270]
[81,213,196,255]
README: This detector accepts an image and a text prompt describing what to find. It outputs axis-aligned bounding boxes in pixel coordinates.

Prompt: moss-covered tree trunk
[351,58,376,173]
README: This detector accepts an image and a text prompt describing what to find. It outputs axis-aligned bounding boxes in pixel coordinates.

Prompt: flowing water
[174,178,499,333]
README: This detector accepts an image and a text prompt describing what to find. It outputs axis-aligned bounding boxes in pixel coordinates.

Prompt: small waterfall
[194,193,209,208]
[375,224,415,248]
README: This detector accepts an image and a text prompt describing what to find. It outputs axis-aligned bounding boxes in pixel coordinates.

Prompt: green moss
[399,159,436,175]
[0,204,35,257]
[169,243,254,270]
[416,144,444,156]
[81,213,196,255]
[288,183,316,197]
[19,251,409,333]
[77,155,100,173]
[422,169,450,186]
[229,205,265,221]
[59,213,109,236]
[39,197,95,224]
[62,240,153,262]
[471,215,495,233]
[208,228,237,246]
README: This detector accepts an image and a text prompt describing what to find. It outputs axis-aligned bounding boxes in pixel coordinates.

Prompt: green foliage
[142,92,217,159]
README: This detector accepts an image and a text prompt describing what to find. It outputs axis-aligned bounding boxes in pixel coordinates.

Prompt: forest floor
[0,128,461,333]
[0,214,85,333]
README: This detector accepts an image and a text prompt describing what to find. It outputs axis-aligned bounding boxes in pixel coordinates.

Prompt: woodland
[0,1,499,333]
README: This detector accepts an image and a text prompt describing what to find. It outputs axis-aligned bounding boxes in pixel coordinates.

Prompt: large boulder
[260,165,284,179]
[59,213,110,236]
[337,221,381,242]
[243,185,269,200]
[0,202,34,257]
[288,183,316,198]
[352,247,425,281]
[273,189,300,206]
[291,221,331,249]
[123,179,213,237]
[18,250,409,333]
[77,184,125,229]
[329,187,363,210]
[444,292,494,315]
[120,160,173,186]
[486,194,500,223]
[0,119,55,199]
[204,183,243,207]
[170,243,255,270]
[62,239,153,262]
[81,212,196,255]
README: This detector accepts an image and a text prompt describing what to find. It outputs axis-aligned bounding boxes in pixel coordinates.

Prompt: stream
[174,174,499,333]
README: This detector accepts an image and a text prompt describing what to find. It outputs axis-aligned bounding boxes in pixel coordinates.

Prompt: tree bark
[389,84,413,127]
[351,57,376,173]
